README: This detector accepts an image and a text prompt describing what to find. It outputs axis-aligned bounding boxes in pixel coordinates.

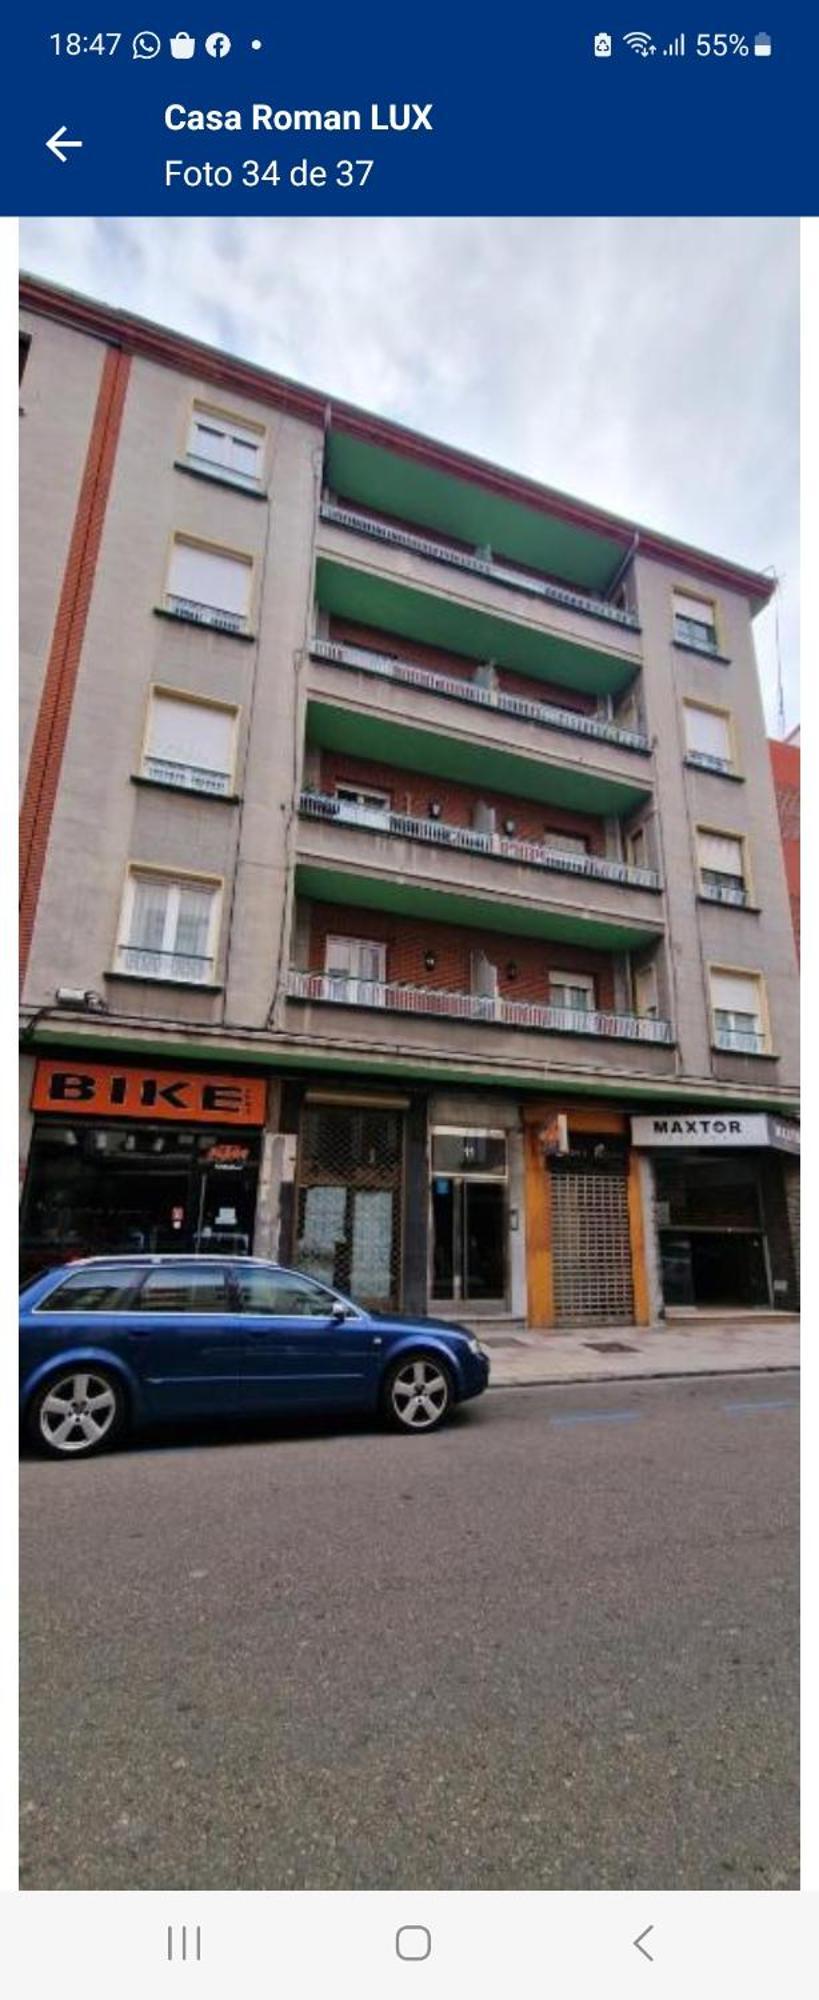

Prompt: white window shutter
[699,832,743,875]
[168,541,251,615]
[711,970,760,1014]
[149,694,234,773]
[686,706,730,759]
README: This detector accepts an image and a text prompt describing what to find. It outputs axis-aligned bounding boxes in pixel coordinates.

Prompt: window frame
[682,697,737,775]
[696,823,752,904]
[672,585,723,657]
[140,684,240,797]
[162,533,255,634]
[548,969,596,1012]
[114,863,223,985]
[707,963,771,1055]
[185,401,266,487]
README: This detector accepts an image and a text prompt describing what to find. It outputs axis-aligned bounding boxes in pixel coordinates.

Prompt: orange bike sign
[31,1060,266,1126]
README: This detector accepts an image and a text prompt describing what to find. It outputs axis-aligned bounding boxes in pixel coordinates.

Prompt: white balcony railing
[163,594,248,635]
[714,1027,767,1054]
[115,945,215,983]
[320,502,641,632]
[143,755,232,796]
[299,791,661,891]
[287,967,673,1043]
[700,882,750,908]
[310,638,650,754]
[686,749,735,776]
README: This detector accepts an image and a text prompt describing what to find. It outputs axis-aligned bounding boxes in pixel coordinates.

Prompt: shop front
[522,1105,649,1328]
[631,1111,800,1313]
[20,1058,267,1282]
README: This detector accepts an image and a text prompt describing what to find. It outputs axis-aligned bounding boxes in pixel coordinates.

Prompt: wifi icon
[623,30,656,56]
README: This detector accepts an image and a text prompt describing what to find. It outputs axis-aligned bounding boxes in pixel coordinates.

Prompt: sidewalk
[476,1318,800,1388]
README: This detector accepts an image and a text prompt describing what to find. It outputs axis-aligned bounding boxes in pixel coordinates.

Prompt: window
[165,538,253,633]
[431,1130,508,1177]
[549,970,596,1013]
[334,784,392,828]
[233,1268,340,1316]
[324,936,386,1003]
[543,829,589,856]
[634,963,659,1020]
[187,405,264,484]
[143,690,237,796]
[684,701,734,773]
[673,590,719,656]
[117,870,221,983]
[35,1267,146,1313]
[135,1266,230,1312]
[710,969,767,1053]
[627,825,648,871]
[697,829,749,905]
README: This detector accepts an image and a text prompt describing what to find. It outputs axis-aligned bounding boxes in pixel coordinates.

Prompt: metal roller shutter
[551,1162,634,1324]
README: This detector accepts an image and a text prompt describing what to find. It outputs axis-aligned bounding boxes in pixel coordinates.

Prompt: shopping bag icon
[170,30,196,59]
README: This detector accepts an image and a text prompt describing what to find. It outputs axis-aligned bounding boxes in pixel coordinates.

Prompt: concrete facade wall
[633,555,799,1094]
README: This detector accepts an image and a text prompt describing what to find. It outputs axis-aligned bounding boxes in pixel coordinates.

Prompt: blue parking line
[721,1398,799,1415]
[550,1410,641,1428]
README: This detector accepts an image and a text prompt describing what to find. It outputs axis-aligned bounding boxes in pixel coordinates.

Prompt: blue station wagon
[19,1256,490,1457]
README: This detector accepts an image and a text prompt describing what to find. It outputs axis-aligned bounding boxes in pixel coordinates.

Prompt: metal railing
[714,1027,766,1054]
[686,748,735,776]
[700,881,750,908]
[143,755,232,796]
[298,790,661,891]
[320,502,641,632]
[115,945,215,983]
[309,638,650,753]
[287,967,673,1043]
[164,594,248,635]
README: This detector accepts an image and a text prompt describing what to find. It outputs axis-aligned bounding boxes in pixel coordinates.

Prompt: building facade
[19,278,800,1322]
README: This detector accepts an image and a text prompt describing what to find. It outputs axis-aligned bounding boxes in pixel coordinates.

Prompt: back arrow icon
[634,1926,654,1962]
[46,126,83,163]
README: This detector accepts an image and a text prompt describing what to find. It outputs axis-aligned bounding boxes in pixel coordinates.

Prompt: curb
[487,1362,800,1392]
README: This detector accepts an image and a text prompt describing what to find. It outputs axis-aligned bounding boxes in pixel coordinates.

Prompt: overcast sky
[20,216,799,731]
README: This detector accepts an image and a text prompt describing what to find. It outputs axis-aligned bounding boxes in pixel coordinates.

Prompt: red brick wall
[317,749,605,853]
[769,737,800,956]
[307,901,616,1010]
[328,616,596,715]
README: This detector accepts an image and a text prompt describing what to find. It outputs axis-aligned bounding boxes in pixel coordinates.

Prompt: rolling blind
[673,591,715,628]
[699,831,743,876]
[168,540,251,614]
[685,705,730,759]
[710,970,760,1014]
[149,693,234,773]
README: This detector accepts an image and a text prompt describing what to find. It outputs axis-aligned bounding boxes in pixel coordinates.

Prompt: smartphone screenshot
[5,5,813,1993]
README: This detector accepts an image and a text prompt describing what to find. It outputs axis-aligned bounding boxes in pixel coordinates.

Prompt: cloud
[20,215,799,729]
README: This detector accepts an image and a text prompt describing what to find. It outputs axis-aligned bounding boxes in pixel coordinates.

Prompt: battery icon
[754,32,772,56]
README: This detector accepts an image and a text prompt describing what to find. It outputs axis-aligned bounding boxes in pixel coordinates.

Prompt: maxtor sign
[631,1112,799,1154]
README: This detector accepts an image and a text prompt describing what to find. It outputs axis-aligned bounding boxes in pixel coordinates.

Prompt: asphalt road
[19,1373,799,1891]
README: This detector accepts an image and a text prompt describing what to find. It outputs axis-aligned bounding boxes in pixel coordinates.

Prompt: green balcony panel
[315,557,636,697]
[294,864,662,952]
[326,432,625,592]
[305,699,651,817]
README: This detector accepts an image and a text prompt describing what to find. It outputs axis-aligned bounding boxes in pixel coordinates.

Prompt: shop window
[673,589,720,656]
[187,405,265,484]
[698,829,749,905]
[710,968,768,1053]
[549,970,595,1014]
[116,870,221,983]
[143,689,237,796]
[164,536,253,633]
[684,701,734,773]
[34,1266,146,1313]
[233,1268,340,1316]
[135,1265,231,1312]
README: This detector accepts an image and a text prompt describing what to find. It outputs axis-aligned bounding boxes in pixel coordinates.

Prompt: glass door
[430,1129,508,1305]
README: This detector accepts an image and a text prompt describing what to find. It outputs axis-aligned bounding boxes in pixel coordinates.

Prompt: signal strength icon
[662,31,686,57]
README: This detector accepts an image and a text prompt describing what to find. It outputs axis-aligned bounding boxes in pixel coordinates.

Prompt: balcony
[287,968,673,1045]
[299,791,661,892]
[113,944,216,984]
[320,503,639,633]
[309,638,649,755]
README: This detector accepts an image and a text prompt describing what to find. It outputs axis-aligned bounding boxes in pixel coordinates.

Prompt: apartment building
[19,277,800,1323]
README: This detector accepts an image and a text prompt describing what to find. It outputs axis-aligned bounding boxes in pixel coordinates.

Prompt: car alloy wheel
[34,1371,122,1457]
[388,1355,452,1432]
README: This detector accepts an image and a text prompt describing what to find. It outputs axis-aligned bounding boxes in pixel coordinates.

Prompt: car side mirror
[330,1299,348,1321]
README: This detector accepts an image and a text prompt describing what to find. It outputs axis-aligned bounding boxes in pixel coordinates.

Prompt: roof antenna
[773,574,786,739]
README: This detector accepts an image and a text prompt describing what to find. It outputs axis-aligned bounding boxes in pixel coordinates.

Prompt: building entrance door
[430,1128,508,1306]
